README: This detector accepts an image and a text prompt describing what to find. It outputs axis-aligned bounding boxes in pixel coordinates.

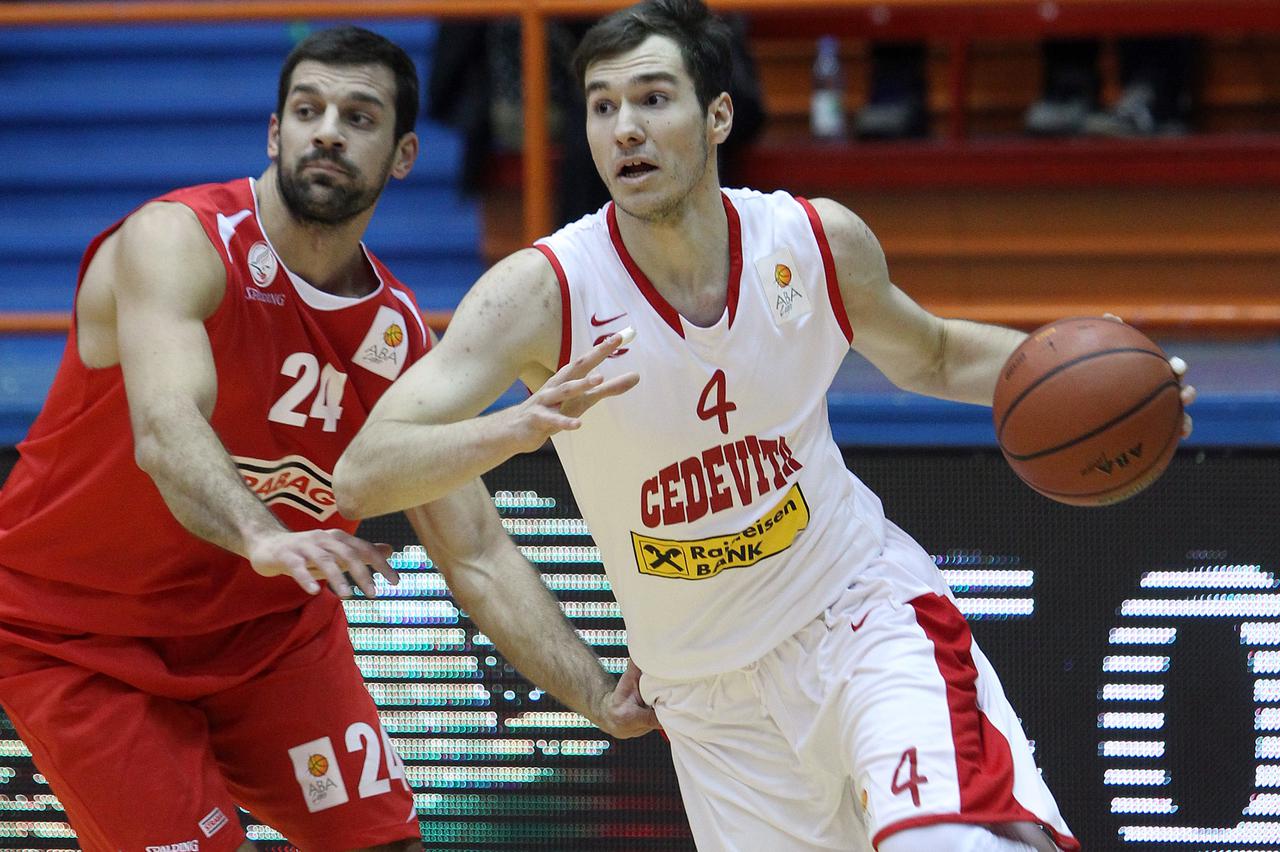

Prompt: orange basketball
[307,754,329,777]
[993,317,1183,506]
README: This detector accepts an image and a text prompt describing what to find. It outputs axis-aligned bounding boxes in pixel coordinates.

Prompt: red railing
[3,0,1279,333]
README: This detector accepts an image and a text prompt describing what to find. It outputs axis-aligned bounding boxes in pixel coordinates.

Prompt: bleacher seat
[0,20,482,308]
[0,20,485,441]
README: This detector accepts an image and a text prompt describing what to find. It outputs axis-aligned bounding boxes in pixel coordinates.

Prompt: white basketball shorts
[639,522,1079,851]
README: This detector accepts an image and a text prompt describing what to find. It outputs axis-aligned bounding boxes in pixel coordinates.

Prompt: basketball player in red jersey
[337,2,1196,850]
[0,27,654,851]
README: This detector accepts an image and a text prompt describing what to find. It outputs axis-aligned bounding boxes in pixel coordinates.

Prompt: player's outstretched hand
[1104,314,1195,439]
[248,528,399,598]
[595,659,661,739]
[506,328,639,454]
[1170,356,1195,438]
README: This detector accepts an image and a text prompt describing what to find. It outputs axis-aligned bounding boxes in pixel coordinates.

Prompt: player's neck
[255,167,379,298]
[613,184,730,327]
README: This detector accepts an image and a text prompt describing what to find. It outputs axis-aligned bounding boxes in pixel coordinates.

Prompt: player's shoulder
[100,200,225,308]
[538,203,612,251]
[106,200,222,282]
[118,199,207,243]
[803,197,885,265]
[460,247,562,323]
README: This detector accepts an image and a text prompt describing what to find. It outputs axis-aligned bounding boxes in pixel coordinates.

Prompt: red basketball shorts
[0,600,418,851]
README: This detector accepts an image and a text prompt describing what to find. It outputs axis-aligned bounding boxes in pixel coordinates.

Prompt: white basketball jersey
[537,188,889,679]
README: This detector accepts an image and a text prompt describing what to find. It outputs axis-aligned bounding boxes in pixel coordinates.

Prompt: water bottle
[811,36,846,139]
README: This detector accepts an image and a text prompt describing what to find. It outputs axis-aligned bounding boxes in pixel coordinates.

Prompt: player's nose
[613,103,645,146]
[312,105,346,150]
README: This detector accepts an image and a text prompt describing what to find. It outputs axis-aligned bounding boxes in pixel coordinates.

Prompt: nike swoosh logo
[590,312,627,326]
[851,613,870,632]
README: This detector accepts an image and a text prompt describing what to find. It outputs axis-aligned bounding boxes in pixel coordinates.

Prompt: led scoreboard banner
[0,447,1277,851]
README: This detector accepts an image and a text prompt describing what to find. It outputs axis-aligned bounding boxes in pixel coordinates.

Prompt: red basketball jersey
[0,178,431,637]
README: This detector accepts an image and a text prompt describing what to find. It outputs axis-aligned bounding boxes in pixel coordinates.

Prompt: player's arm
[403,484,658,739]
[334,248,636,519]
[812,198,1196,427]
[102,203,395,597]
[810,197,1026,406]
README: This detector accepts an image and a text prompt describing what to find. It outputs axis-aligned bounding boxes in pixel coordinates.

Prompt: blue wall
[0,20,485,443]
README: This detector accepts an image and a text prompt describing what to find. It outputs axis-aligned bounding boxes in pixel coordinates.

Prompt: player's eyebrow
[289,83,386,109]
[586,71,680,96]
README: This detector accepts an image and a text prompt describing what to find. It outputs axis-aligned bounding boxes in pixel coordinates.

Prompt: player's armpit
[807,198,948,392]
[810,198,1025,406]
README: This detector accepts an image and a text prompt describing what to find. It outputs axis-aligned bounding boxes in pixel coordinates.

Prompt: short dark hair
[571,0,732,111]
[277,26,420,140]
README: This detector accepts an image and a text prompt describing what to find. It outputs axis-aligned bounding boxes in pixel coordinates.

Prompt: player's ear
[390,131,419,180]
[708,92,733,146]
[267,114,281,161]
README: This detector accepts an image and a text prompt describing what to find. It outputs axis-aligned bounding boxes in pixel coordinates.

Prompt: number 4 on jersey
[696,369,738,435]
[268,352,348,432]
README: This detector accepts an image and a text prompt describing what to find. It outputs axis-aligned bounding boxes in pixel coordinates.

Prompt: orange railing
[4,0,1280,335]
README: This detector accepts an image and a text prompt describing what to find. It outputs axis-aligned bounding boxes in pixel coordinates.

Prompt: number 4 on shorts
[891,746,929,807]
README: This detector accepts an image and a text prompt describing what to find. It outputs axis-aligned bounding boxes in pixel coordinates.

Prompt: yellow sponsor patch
[631,484,809,580]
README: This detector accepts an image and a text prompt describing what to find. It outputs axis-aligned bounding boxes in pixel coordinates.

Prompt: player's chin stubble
[278,152,389,226]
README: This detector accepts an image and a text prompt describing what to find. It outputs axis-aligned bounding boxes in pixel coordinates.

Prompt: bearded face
[276,145,394,226]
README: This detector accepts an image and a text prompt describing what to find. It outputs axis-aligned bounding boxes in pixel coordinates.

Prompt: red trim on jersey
[871,594,1079,851]
[607,203,682,337]
[797,197,854,345]
[723,193,743,328]
[606,193,744,337]
[533,243,572,369]
[873,813,1078,851]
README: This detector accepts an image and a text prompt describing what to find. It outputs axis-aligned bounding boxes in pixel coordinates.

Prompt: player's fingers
[321,535,392,596]
[327,531,400,585]
[307,554,352,598]
[619,659,646,698]
[282,554,322,595]
[562,372,641,418]
[540,374,605,404]
[563,327,635,381]
[1169,356,1188,378]
[587,372,639,404]
[1182,413,1194,439]
[1103,313,1124,323]
[1179,384,1196,407]
[373,542,400,584]
[559,331,625,381]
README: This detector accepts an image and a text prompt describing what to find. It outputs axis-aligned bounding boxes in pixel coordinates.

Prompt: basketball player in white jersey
[336,2,1194,848]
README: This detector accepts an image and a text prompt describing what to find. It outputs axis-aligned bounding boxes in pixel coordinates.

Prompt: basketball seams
[1014,413,1182,504]
[995,347,1170,439]
[1000,380,1181,462]
[993,318,1183,506]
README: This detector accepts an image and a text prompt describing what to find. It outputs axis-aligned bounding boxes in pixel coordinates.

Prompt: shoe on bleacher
[1024,95,1092,136]
[854,97,928,140]
[1082,82,1188,137]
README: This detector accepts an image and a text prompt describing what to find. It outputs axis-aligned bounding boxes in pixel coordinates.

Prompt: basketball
[307,754,329,777]
[993,317,1183,506]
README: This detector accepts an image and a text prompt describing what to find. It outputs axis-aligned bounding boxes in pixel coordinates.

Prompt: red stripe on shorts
[871,593,1080,851]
